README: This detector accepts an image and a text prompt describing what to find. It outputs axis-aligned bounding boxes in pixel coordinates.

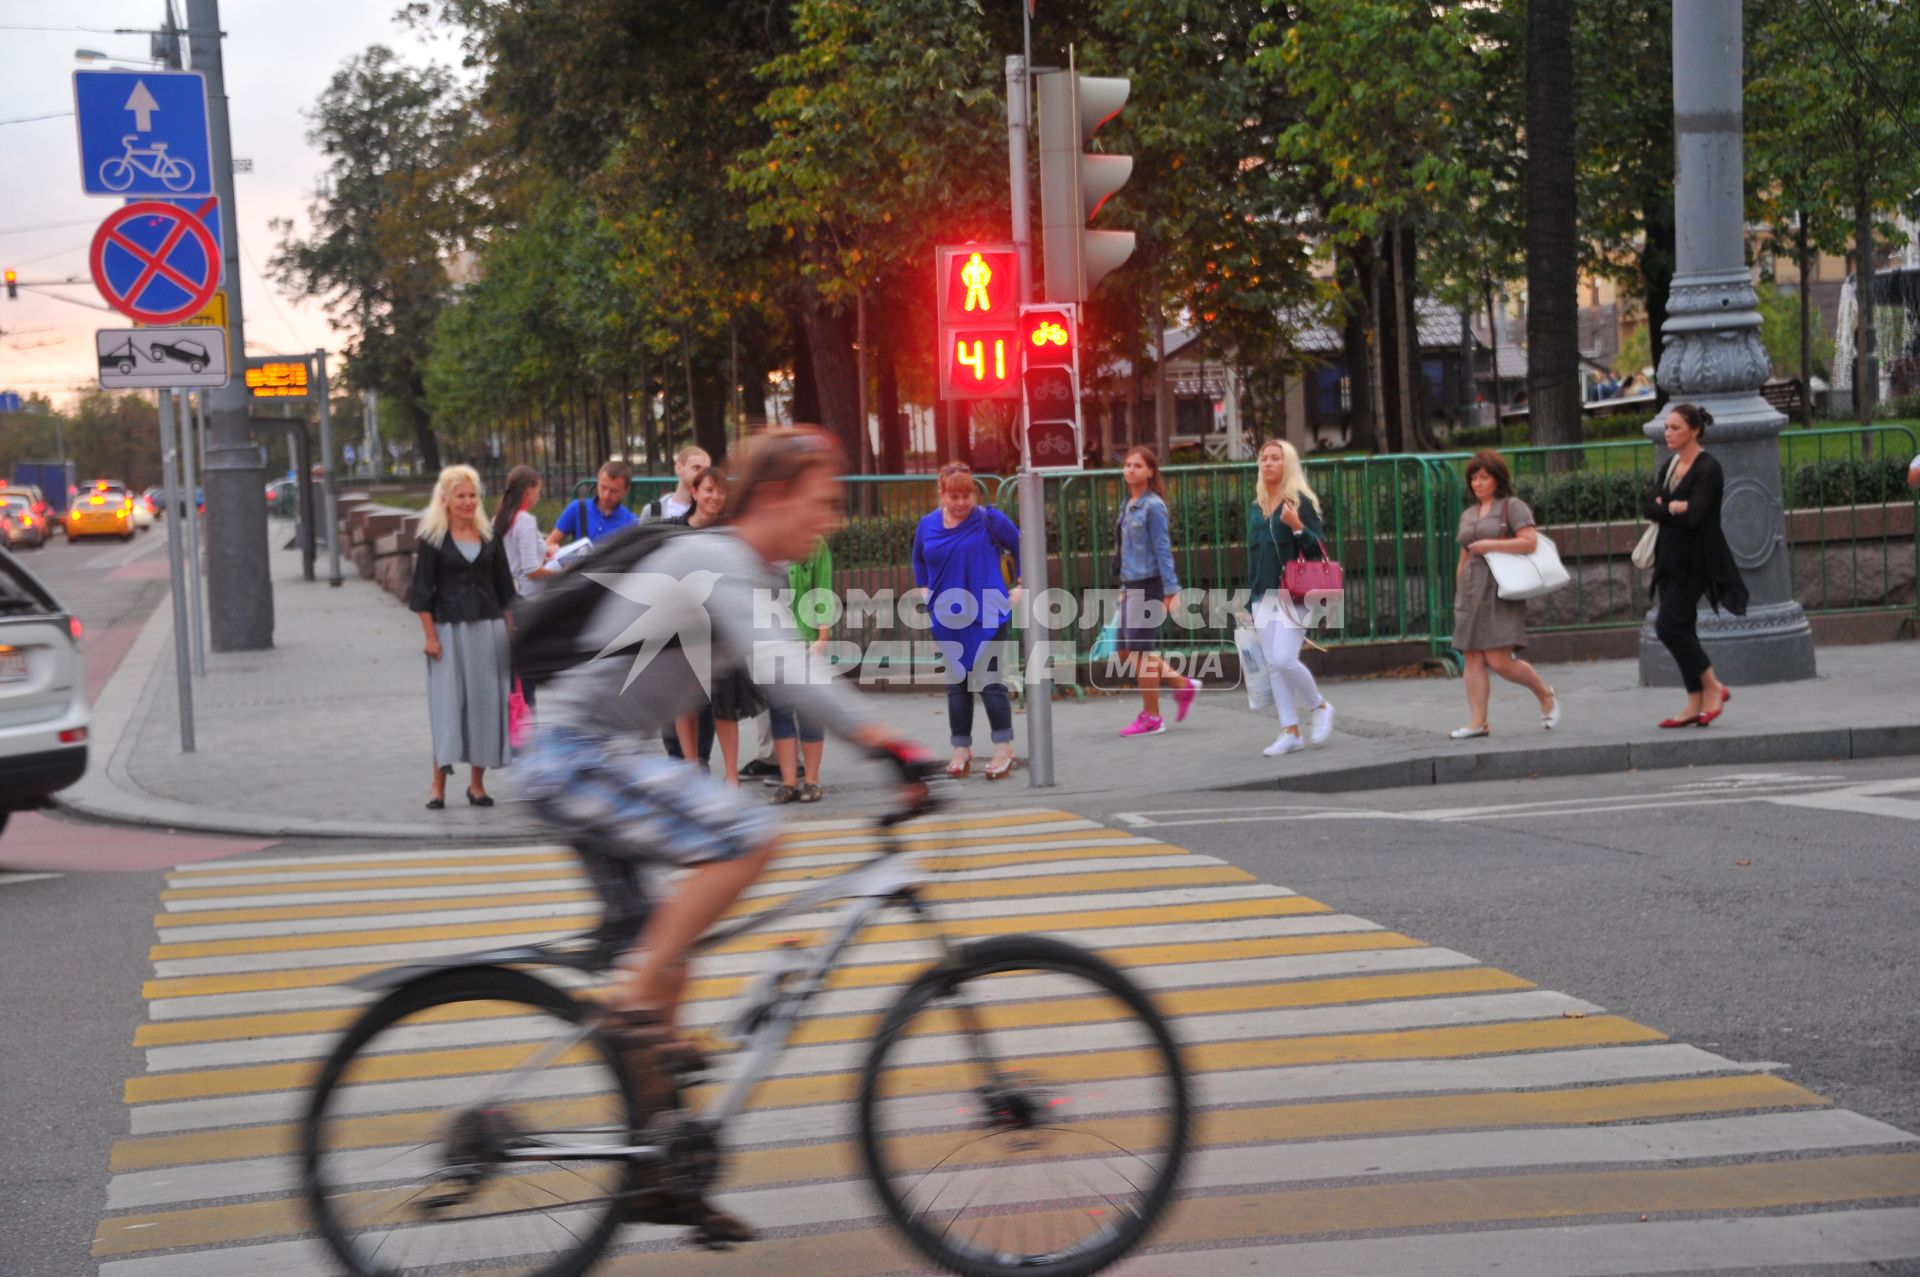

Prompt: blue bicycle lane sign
[73,69,213,198]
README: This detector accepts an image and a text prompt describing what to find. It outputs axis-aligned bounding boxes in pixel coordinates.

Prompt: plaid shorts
[524,726,777,866]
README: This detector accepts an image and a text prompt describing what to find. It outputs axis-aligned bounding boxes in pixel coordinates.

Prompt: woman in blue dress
[913,463,1021,780]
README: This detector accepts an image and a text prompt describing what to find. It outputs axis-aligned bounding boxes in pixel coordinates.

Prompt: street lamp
[73,48,159,68]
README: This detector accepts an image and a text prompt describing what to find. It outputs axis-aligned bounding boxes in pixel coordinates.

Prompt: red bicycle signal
[1021,304,1076,370]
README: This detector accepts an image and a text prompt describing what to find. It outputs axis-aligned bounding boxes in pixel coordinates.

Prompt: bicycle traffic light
[1037,71,1135,303]
[4,270,16,301]
[1021,304,1082,471]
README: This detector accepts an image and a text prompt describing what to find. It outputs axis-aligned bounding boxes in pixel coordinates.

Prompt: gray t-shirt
[542,527,872,741]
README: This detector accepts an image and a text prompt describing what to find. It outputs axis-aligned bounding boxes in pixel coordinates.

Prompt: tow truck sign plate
[96,325,231,389]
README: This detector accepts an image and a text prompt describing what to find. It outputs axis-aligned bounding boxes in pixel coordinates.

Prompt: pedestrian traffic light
[1037,70,1135,303]
[936,243,1021,402]
[4,270,16,301]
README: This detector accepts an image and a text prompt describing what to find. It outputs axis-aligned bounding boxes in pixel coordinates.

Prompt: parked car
[66,484,133,541]
[265,477,297,517]
[0,493,46,549]
[0,545,88,836]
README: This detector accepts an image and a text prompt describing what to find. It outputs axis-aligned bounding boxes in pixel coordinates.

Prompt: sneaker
[1308,700,1335,745]
[1263,732,1305,757]
[1172,682,1198,723]
[1120,713,1165,737]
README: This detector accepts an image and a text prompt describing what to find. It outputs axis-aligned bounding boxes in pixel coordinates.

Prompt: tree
[1748,0,1920,425]
[1266,0,1493,452]
[734,0,1006,466]
[270,47,477,472]
[1525,0,1582,456]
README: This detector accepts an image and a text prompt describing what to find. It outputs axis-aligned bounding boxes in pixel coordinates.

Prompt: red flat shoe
[1658,715,1697,729]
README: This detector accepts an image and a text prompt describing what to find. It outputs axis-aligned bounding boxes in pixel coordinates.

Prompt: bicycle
[98,136,197,193]
[300,773,1192,1277]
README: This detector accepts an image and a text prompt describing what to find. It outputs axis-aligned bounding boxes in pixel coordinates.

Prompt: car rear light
[67,617,83,642]
[22,516,32,526]
[58,727,87,744]
[116,509,127,519]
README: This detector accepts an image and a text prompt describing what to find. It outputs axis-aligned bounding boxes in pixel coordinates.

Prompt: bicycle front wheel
[858,935,1191,1277]
[160,158,196,192]
[301,966,639,1277]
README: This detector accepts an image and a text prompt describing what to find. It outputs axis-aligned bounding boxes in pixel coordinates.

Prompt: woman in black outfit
[1647,403,1748,729]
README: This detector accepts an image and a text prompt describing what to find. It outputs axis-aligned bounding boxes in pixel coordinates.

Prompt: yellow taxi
[67,481,135,541]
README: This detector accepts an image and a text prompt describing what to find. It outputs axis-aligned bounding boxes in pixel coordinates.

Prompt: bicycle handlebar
[867,741,947,828]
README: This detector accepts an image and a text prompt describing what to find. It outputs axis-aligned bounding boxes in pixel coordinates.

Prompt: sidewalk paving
[60,536,1920,840]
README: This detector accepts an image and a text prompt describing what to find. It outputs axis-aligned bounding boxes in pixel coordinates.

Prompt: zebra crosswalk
[92,807,1920,1274]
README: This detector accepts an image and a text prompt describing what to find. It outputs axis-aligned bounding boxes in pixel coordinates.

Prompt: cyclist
[521,428,929,1241]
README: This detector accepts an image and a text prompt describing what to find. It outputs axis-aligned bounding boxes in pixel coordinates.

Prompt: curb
[1217,722,1920,795]
[55,586,549,844]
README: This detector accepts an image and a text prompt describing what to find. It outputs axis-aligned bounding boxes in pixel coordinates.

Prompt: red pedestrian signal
[936,243,1020,402]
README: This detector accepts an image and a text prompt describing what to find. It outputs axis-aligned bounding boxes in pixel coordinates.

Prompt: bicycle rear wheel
[301,966,639,1277]
[858,935,1190,1277]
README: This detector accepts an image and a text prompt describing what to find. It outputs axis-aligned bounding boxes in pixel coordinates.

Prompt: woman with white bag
[1450,450,1561,739]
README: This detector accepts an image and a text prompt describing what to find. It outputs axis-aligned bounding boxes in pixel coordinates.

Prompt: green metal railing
[573,423,1916,670]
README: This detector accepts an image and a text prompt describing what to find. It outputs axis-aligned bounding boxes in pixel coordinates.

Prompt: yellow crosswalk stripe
[89,1074,1834,1257]
[574,1153,1920,1277]
[147,891,1329,963]
[125,1012,1654,1106]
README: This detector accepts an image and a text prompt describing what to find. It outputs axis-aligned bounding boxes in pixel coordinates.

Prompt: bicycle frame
[476,839,972,1165]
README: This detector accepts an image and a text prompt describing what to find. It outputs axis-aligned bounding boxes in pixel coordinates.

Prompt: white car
[129,494,154,531]
[0,546,88,837]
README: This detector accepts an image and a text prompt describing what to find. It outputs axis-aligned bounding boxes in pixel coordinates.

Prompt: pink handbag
[508,678,531,749]
[1282,541,1344,604]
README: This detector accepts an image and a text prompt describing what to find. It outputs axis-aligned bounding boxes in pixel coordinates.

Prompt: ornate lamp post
[1640,0,1816,685]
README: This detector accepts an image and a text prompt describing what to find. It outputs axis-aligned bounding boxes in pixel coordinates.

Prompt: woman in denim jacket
[1112,447,1197,737]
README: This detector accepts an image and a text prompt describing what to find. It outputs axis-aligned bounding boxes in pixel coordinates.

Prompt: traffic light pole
[186,0,274,650]
[1007,54,1055,788]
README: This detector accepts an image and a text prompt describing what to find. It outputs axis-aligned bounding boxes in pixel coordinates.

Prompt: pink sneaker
[1120,713,1165,737]
[1172,683,1197,723]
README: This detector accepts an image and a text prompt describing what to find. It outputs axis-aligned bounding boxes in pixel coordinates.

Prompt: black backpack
[510,522,691,687]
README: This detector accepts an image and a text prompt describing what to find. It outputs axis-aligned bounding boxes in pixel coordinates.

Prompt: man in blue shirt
[546,460,636,554]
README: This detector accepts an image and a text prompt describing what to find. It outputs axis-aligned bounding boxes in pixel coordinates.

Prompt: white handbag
[1630,462,1672,570]
[1482,500,1570,600]
[1235,623,1273,710]
[1630,522,1658,570]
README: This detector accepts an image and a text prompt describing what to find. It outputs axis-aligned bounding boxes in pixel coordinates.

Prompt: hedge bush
[1783,456,1912,508]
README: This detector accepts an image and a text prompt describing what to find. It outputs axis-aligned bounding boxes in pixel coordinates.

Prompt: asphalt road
[1079,758,1920,1139]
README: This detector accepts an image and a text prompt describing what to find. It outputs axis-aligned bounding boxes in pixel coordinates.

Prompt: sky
[0,0,459,407]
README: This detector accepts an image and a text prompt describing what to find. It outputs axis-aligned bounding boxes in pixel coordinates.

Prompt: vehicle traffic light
[4,270,16,301]
[1037,70,1135,303]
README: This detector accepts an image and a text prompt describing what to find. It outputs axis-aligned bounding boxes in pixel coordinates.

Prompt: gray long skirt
[427,618,512,770]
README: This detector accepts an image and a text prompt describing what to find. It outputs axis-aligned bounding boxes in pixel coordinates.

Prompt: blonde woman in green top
[771,536,833,803]
[1246,439,1335,757]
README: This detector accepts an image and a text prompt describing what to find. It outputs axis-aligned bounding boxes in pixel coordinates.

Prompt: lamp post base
[1637,600,1817,687]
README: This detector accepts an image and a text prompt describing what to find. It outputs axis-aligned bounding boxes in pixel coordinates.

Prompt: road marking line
[95,1109,1913,1256]
[103,1073,1829,1211]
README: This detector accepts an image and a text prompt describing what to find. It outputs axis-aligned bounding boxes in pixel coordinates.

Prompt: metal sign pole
[314,352,343,585]
[180,390,207,675]
[158,390,196,751]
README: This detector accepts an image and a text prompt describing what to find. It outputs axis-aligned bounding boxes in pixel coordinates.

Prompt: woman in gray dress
[1450,450,1561,739]
[408,464,516,808]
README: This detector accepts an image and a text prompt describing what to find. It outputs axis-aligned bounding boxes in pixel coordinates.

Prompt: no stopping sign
[90,199,220,325]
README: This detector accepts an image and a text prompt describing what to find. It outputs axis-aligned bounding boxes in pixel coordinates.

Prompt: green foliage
[0,392,163,490]
[1756,281,1835,382]
[1784,456,1914,508]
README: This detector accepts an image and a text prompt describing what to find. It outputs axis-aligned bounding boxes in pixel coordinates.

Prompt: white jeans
[1255,595,1322,729]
